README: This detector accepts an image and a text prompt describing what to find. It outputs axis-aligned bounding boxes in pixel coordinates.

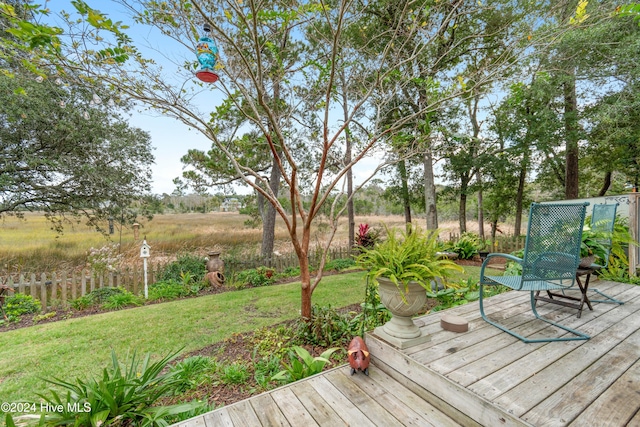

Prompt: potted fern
[356,226,463,348]
[580,227,608,268]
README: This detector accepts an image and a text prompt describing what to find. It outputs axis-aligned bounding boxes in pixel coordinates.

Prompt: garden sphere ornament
[195,23,220,83]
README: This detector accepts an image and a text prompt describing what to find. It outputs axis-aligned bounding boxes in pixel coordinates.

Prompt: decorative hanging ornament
[195,23,220,83]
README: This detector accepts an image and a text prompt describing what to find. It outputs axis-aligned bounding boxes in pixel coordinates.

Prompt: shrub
[281,266,300,277]
[148,280,192,301]
[31,349,208,426]
[235,268,275,287]
[325,258,356,271]
[160,253,207,283]
[102,290,143,310]
[2,293,41,322]
[70,295,94,310]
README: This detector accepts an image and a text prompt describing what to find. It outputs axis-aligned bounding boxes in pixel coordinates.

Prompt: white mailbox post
[140,239,151,299]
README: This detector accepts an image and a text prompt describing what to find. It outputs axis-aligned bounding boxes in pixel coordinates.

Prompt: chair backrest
[590,203,618,268]
[522,203,588,284]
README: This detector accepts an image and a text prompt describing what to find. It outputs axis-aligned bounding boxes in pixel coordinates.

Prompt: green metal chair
[581,203,623,304]
[533,203,621,317]
[479,202,590,343]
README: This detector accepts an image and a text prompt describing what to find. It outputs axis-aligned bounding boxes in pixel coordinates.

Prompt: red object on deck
[196,69,219,83]
[347,336,370,375]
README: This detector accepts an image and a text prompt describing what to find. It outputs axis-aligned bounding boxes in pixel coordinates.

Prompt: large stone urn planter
[374,277,430,349]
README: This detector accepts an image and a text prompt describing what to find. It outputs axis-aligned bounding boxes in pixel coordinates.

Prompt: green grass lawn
[0,266,496,403]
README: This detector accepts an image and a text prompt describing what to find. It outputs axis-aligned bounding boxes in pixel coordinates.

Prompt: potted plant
[356,226,463,347]
[580,226,608,268]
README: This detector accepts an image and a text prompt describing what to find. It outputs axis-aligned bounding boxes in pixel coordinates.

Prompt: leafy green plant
[33,349,207,426]
[160,253,207,283]
[450,232,483,260]
[170,356,215,394]
[235,267,275,287]
[219,362,250,385]
[580,227,608,261]
[86,286,126,304]
[325,258,356,271]
[253,354,282,390]
[70,294,94,310]
[280,266,300,277]
[504,249,525,276]
[356,226,463,297]
[33,311,57,323]
[148,280,192,301]
[251,325,295,358]
[294,305,355,347]
[102,290,143,310]
[272,346,338,383]
[351,279,391,333]
[2,293,41,322]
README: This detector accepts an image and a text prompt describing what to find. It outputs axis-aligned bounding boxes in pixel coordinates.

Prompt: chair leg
[590,289,625,304]
[480,284,531,343]
[529,292,590,342]
[479,285,590,343]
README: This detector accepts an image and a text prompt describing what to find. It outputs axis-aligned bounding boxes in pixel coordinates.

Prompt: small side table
[534,266,596,318]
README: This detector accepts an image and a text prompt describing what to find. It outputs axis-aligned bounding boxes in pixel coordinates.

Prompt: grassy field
[0,212,460,273]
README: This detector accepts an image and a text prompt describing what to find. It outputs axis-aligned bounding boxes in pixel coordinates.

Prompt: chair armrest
[480,253,523,281]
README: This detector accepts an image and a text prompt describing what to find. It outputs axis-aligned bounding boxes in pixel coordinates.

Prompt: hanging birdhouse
[195,23,220,83]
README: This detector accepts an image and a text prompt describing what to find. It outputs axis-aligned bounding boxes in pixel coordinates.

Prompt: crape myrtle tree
[20,0,550,318]
[0,2,154,231]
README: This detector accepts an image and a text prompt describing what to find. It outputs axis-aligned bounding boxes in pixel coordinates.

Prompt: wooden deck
[175,279,640,426]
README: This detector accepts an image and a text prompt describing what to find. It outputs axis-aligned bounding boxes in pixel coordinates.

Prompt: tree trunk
[342,73,355,250]
[564,68,579,199]
[298,248,312,319]
[261,156,281,264]
[477,171,485,239]
[399,160,412,228]
[459,185,467,234]
[514,164,527,236]
[597,171,612,196]
[424,144,438,229]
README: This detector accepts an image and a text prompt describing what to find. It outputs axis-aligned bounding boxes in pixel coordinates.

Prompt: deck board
[271,385,321,426]
[307,375,375,425]
[175,280,640,427]
[249,394,290,426]
[522,328,640,426]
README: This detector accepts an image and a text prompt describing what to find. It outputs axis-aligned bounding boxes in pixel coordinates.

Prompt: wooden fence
[223,246,354,277]
[2,247,354,309]
[3,264,164,311]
